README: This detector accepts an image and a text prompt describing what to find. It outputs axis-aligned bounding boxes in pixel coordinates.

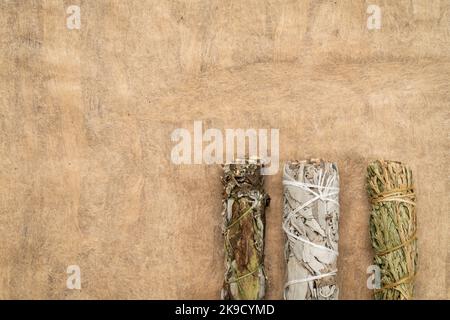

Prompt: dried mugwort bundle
[367,160,418,300]
[282,159,340,300]
[221,159,269,300]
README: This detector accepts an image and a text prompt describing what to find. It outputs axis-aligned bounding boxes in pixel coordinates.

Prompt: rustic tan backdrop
[0,0,448,299]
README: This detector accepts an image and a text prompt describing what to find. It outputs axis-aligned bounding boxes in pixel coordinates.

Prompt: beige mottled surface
[0,0,449,299]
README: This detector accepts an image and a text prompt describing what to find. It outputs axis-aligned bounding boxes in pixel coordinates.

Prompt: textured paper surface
[0,1,448,299]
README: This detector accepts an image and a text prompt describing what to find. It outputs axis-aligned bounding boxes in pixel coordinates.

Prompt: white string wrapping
[283,160,340,300]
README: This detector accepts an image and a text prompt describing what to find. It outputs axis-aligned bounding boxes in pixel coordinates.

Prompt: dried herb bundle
[367,160,418,300]
[221,160,269,300]
[282,159,340,300]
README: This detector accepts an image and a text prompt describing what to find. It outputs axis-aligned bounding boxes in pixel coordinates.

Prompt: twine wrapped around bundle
[221,159,269,300]
[367,160,418,300]
[282,159,340,300]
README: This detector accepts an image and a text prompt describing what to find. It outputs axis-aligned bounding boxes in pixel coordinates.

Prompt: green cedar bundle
[367,160,418,300]
[221,160,269,300]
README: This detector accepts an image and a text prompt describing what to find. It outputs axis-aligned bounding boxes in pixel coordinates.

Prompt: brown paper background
[0,0,449,299]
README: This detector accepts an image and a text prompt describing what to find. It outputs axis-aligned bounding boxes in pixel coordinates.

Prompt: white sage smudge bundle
[221,159,269,300]
[282,159,340,300]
